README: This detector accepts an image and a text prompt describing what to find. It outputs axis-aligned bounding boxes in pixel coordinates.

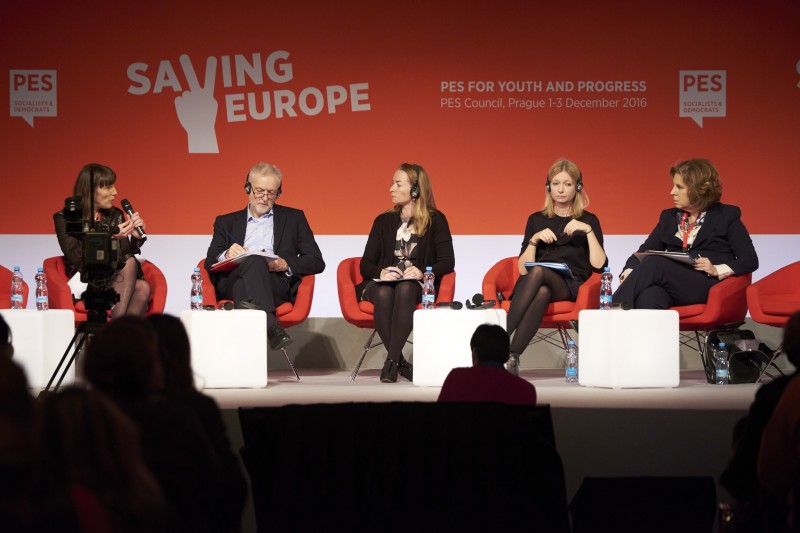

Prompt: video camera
[62,195,120,320]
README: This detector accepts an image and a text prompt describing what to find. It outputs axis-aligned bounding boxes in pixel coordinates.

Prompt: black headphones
[410,164,422,199]
[545,171,583,192]
[465,293,497,310]
[244,172,282,199]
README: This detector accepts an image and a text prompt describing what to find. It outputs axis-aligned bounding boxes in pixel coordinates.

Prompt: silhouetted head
[470,323,511,366]
[84,316,161,404]
[147,314,195,392]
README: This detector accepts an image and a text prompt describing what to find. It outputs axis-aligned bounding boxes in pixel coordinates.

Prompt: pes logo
[9,70,58,127]
[679,70,726,128]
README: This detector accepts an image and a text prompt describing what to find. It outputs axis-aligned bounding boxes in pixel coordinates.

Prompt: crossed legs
[110,257,151,319]
[506,266,572,357]
[218,256,292,328]
[612,256,716,309]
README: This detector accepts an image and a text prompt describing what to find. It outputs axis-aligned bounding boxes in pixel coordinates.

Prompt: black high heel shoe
[398,358,413,382]
[380,359,398,383]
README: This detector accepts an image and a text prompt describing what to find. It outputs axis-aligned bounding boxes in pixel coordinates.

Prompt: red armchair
[337,257,456,380]
[747,262,800,328]
[0,264,29,309]
[482,257,601,349]
[670,273,751,366]
[196,259,315,381]
[43,256,168,322]
[747,262,800,377]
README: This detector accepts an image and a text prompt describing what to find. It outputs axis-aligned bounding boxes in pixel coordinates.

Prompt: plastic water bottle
[600,267,613,310]
[35,267,49,311]
[190,267,203,310]
[566,340,579,383]
[421,266,435,309]
[715,342,729,385]
[10,266,24,309]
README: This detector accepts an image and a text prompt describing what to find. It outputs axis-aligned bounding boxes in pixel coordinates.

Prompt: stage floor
[205,369,763,411]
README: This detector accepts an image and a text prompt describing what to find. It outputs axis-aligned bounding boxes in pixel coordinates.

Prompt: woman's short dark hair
[470,323,510,365]
[73,163,116,218]
[669,158,722,213]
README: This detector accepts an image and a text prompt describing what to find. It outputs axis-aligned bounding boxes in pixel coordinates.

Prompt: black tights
[110,257,151,319]
[364,281,422,362]
[506,266,572,355]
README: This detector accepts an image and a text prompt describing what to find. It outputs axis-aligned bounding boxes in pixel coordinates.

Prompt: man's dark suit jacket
[204,205,325,300]
[623,203,758,275]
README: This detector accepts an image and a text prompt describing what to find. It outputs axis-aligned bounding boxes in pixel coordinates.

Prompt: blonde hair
[389,163,437,237]
[542,158,589,218]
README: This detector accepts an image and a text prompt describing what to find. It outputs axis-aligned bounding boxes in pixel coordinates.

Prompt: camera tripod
[40,284,118,395]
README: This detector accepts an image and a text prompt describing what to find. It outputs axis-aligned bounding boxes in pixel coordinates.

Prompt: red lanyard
[680,212,699,250]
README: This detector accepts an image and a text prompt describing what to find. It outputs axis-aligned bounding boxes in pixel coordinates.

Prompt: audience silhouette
[438,323,537,404]
[147,314,247,532]
[37,386,168,532]
[721,311,800,531]
[0,355,36,532]
[756,311,800,532]
[83,316,229,533]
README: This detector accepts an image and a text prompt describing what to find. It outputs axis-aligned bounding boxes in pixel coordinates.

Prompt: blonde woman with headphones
[356,163,455,383]
[505,158,607,375]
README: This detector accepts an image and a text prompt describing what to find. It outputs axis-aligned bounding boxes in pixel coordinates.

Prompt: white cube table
[180,309,268,388]
[0,309,76,388]
[413,308,507,387]
[578,309,680,388]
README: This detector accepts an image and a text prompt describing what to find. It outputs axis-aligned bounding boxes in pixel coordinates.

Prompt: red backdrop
[2,0,798,235]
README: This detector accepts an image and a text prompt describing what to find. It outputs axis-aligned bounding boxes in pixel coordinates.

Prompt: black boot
[380,359,398,383]
[398,357,413,381]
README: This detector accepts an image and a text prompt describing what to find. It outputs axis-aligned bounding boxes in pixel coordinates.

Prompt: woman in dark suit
[54,163,150,319]
[506,158,607,374]
[613,158,758,309]
[357,163,455,383]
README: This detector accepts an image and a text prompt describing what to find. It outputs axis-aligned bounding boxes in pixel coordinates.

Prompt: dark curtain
[239,402,569,533]
[570,476,717,533]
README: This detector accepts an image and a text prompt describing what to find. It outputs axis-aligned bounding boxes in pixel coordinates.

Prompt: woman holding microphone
[54,163,151,319]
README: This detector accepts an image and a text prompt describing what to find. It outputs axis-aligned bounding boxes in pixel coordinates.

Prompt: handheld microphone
[120,199,147,239]
[436,301,463,310]
[465,293,496,310]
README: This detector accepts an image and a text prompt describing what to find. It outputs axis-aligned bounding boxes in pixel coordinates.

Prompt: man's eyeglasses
[251,188,278,199]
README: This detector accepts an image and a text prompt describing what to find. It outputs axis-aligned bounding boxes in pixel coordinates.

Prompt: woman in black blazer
[613,158,758,309]
[356,163,455,383]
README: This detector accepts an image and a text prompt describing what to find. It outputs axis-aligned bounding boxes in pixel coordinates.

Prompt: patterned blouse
[674,210,706,249]
[393,217,419,273]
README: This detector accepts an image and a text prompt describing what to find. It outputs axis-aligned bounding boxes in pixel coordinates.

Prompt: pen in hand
[384,267,403,279]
